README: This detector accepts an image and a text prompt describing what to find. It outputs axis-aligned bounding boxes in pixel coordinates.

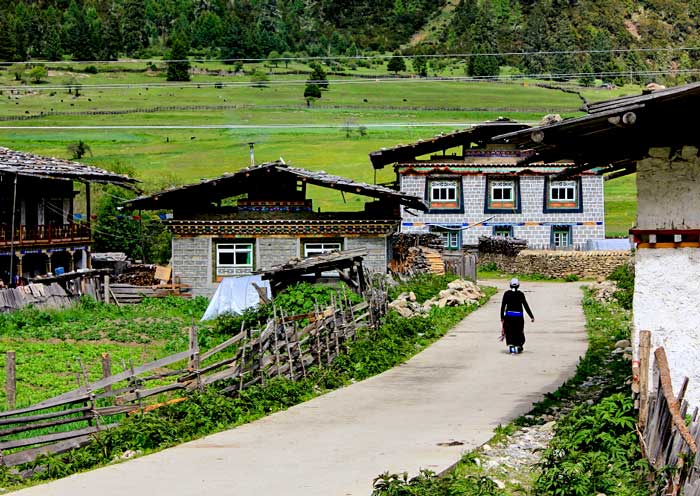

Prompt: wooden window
[428,180,460,210]
[485,177,519,212]
[545,178,582,212]
[431,227,460,250]
[552,226,571,248]
[493,225,513,238]
[216,243,254,276]
[303,241,342,258]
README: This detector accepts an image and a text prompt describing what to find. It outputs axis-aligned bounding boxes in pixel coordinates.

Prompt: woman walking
[500,278,534,354]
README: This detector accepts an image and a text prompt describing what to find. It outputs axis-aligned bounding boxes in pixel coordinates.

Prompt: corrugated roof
[126,161,428,212]
[0,147,137,187]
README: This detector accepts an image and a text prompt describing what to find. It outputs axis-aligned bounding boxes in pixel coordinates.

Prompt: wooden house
[0,147,136,285]
[126,161,427,297]
[369,120,606,250]
[491,82,700,408]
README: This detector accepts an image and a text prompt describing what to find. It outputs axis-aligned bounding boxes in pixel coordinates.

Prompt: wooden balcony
[0,224,91,249]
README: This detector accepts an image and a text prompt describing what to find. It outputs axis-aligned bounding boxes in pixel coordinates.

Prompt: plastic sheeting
[201,275,271,321]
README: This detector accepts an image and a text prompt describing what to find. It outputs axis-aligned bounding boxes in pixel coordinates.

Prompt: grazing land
[0,63,637,234]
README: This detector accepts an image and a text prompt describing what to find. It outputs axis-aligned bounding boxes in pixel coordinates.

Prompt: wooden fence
[638,332,700,495]
[0,285,387,471]
[443,253,477,281]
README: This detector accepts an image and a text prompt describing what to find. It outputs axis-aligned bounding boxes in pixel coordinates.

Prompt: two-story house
[0,147,136,285]
[369,121,605,250]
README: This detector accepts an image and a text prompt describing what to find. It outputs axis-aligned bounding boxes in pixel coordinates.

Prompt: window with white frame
[491,180,514,202]
[303,241,342,258]
[216,243,254,276]
[552,226,571,248]
[428,180,460,209]
[442,231,460,250]
[550,180,577,202]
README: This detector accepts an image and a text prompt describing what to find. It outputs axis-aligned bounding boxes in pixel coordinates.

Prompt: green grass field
[0,62,638,235]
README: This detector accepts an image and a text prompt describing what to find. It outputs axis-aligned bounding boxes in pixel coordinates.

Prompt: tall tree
[0,14,17,62]
[121,0,148,56]
[64,1,99,61]
[166,35,191,82]
[102,2,123,60]
[387,52,407,74]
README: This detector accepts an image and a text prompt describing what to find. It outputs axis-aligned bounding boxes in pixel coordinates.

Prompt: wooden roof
[258,248,368,279]
[368,120,530,169]
[493,82,700,175]
[0,147,137,187]
[126,161,429,212]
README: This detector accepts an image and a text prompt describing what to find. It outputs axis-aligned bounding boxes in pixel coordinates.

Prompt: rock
[120,449,137,459]
[540,421,556,432]
[491,478,506,489]
[614,339,631,348]
[437,298,448,308]
[395,306,414,318]
[682,145,699,161]
[482,444,492,451]
[408,291,416,302]
[649,147,671,159]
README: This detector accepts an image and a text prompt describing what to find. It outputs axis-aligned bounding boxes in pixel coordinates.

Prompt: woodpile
[478,235,528,256]
[388,279,485,317]
[113,265,158,286]
[404,247,444,275]
[390,233,446,275]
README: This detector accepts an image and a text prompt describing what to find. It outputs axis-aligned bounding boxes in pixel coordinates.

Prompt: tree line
[0,0,442,63]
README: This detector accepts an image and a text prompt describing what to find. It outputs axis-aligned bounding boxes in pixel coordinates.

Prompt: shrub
[564,273,580,282]
[83,65,99,74]
[608,264,634,309]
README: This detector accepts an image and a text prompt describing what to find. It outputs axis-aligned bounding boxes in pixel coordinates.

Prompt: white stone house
[493,82,700,407]
[126,161,427,297]
[369,122,605,251]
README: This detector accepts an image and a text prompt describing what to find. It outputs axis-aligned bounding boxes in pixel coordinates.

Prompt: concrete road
[12,281,588,496]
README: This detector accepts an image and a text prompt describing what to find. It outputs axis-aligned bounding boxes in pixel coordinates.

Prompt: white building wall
[400,174,605,249]
[633,146,700,407]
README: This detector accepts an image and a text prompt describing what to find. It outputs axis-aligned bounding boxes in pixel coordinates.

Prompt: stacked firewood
[391,233,443,257]
[112,265,158,286]
[404,247,445,275]
[478,236,527,257]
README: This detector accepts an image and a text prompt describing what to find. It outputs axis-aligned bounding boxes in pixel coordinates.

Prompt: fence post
[101,352,112,397]
[6,351,16,410]
[104,275,110,304]
[639,330,652,429]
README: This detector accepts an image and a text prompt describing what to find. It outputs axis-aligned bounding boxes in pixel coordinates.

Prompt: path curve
[12,281,588,496]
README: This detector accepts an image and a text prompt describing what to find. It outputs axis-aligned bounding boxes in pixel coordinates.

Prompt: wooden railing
[0,224,91,248]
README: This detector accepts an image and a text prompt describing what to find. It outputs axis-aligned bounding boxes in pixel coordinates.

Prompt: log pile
[391,232,444,255]
[390,233,445,275]
[478,235,528,256]
[388,279,485,318]
[404,247,445,275]
[113,265,158,286]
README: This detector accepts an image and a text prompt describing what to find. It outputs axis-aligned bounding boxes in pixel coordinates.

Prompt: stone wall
[400,174,605,249]
[171,236,216,297]
[345,236,388,273]
[479,249,631,279]
[257,237,299,271]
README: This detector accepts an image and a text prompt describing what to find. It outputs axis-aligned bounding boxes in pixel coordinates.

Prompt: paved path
[13,281,588,496]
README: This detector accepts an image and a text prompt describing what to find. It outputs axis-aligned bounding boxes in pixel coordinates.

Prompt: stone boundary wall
[479,249,632,279]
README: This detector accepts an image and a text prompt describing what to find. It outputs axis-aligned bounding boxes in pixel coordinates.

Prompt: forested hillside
[0,0,699,85]
[0,0,444,62]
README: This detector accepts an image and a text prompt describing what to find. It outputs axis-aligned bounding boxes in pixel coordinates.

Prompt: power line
[6,46,700,65]
[1,68,696,92]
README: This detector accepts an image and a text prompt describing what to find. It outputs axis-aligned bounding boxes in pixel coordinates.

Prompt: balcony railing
[0,224,91,248]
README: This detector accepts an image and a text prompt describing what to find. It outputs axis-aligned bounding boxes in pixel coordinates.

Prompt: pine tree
[308,62,328,89]
[102,2,123,60]
[166,36,191,82]
[387,52,407,74]
[412,56,428,77]
[590,30,613,75]
[468,0,500,78]
[64,1,97,61]
[0,15,17,62]
[121,0,147,56]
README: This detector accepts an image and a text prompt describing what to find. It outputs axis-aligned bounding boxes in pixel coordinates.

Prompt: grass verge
[0,276,494,490]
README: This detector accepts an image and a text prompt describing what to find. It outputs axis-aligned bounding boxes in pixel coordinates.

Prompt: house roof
[0,147,137,187]
[492,82,700,175]
[257,248,368,278]
[368,120,530,169]
[125,161,429,212]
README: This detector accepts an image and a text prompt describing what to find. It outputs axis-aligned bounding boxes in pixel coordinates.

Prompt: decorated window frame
[302,239,343,258]
[215,241,255,277]
[544,177,583,213]
[484,176,521,213]
[425,178,463,213]
[430,226,461,251]
[492,225,514,238]
[551,225,572,249]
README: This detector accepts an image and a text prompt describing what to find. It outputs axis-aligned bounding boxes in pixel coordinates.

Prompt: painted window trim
[215,241,255,276]
[492,224,514,238]
[430,225,461,250]
[550,225,572,249]
[543,177,584,213]
[302,239,344,258]
[484,176,521,214]
[425,177,464,213]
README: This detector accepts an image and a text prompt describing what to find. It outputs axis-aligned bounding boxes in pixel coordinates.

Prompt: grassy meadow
[0,61,637,234]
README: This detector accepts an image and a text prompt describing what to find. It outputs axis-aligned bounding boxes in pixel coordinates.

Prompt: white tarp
[201,274,271,321]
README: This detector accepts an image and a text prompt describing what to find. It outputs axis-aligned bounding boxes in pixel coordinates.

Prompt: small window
[545,179,581,212]
[493,225,513,238]
[431,227,460,250]
[303,242,342,258]
[552,226,571,248]
[485,177,519,212]
[428,180,461,210]
[216,243,254,276]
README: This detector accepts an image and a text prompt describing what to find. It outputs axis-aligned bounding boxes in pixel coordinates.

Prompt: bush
[564,273,580,282]
[83,65,99,74]
[608,264,634,309]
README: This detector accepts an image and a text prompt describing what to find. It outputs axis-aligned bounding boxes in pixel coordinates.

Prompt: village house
[369,120,606,250]
[0,147,136,285]
[126,161,427,297]
[492,82,700,407]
